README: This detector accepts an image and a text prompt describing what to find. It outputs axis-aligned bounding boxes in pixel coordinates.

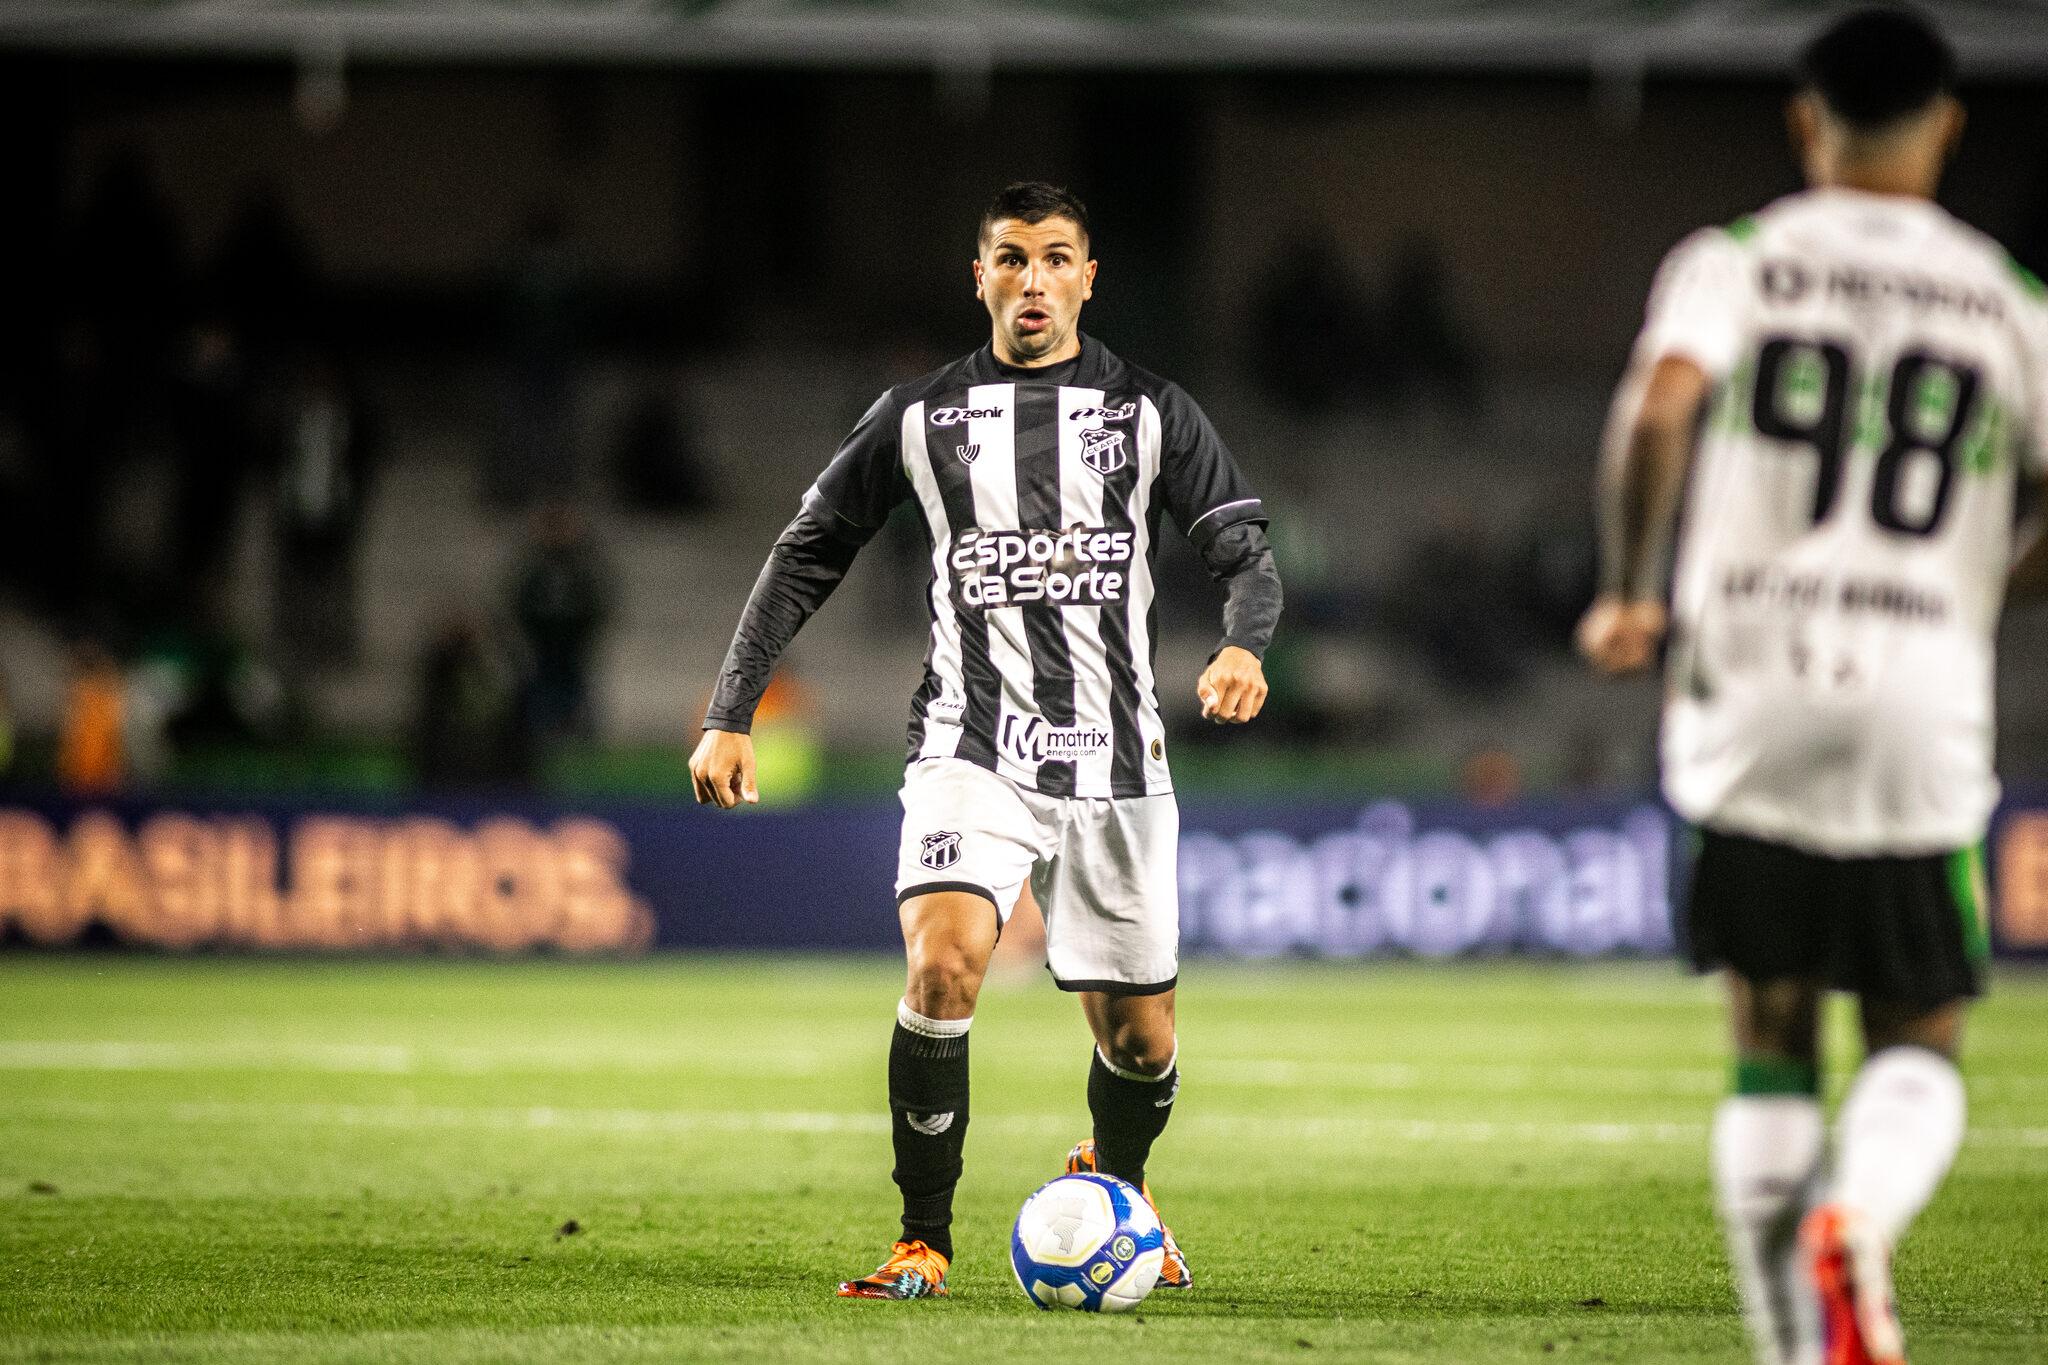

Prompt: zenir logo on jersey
[919,830,962,870]
[956,443,980,465]
[1079,427,1128,475]
[931,406,1003,427]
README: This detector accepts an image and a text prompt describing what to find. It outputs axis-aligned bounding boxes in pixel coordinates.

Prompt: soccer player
[688,182,1282,1300]
[1579,9,2048,1364]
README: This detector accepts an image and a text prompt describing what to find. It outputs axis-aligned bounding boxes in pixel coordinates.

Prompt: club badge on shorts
[920,830,963,871]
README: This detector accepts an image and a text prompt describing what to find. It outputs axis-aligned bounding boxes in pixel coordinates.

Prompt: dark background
[1,5,2045,808]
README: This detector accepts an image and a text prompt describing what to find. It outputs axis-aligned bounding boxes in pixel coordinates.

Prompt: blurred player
[1580,9,2048,1364]
[689,182,1282,1299]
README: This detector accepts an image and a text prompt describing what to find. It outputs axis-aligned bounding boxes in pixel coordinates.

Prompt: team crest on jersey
[955,443,980,465]
[1079,427,1127,475]
[919,831,962,871]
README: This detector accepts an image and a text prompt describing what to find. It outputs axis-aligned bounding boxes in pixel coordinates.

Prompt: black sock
[888,1007,970,1262]
[1088,1047,1178,1188]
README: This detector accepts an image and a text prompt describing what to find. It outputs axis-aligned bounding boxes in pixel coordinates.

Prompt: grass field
[1,955,2043,1364]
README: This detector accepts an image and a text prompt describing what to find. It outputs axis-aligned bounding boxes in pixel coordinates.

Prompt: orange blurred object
[1459,747,1522,809]
[58,648,126,794]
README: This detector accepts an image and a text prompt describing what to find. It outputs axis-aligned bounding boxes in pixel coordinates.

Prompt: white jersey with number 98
[1638,186,2048,855]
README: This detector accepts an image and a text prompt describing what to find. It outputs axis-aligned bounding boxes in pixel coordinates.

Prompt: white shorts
[894,757,1180,994]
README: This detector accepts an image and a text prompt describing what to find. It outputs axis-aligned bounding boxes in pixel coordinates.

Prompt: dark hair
[977,182,1090,252]
[1800,6,1955,130]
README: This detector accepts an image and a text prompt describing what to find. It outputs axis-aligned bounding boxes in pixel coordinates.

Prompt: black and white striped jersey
[804,335,1267,799]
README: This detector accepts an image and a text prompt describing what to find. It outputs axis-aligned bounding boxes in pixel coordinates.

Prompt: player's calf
[1087,1044,1179,1188]
[1713,1055,1824,1365]
[1798,1043,1966,1362]
[1078,992,1185,1289]
[1080,991,1179,1184]
[887,999,972,1262]
[1830,1044,1965,1247]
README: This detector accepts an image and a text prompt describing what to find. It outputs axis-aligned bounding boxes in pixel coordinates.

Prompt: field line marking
[0,1040,832,1076]
[3,1097,2044,1150]
[0,1044,1735,1094]
[4,1042,2047,1100]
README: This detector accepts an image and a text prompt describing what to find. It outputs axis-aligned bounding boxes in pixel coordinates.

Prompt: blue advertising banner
[0,789,2041,958]
[1176,797,1674,959]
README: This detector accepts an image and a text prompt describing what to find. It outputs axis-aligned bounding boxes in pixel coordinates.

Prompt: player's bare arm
[1579,352,1712,675]
[688,728,758,808]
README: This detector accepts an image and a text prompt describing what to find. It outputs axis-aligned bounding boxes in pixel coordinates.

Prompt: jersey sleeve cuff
[1637,335,1737,386]
[701,713,753,735]
[1185,497,1267,552]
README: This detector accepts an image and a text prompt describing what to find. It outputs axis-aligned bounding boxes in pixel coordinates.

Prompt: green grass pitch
[1,955,2043,1363]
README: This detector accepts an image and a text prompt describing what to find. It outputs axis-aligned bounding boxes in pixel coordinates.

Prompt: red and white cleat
[1802,1204,1906,1365]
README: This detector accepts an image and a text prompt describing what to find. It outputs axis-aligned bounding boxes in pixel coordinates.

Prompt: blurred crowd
[0,150,726,796]
[0,148,1609,803]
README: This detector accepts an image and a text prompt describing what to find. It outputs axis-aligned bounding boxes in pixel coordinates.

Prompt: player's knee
[1741,1013,1812,1059]
[1862,998,1965,1058]
[1102,1020,1175,1077]
[1732,978,1821,1060]
[904,948,983,1018]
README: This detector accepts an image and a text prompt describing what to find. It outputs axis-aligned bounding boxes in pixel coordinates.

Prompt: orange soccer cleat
[1065,1137,1192,1289]
[1803,1204,1906,1365]
[836,1239,951,1300]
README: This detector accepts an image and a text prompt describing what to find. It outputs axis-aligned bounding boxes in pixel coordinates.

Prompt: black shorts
[1679,827,1989,1006]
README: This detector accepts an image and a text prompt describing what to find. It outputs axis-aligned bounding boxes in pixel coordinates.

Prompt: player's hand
[689,728,759,808]
[1197,645,1267,724]
[1576,595,1668,676]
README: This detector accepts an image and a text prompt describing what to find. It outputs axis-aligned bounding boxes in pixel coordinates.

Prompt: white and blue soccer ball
[1010,1172,1166,1313]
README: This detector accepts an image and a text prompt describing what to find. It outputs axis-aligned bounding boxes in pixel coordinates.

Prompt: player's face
[974,217,1097,367]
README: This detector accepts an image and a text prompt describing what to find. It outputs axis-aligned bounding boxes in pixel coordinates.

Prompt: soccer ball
[1010,1172,1166,1313]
